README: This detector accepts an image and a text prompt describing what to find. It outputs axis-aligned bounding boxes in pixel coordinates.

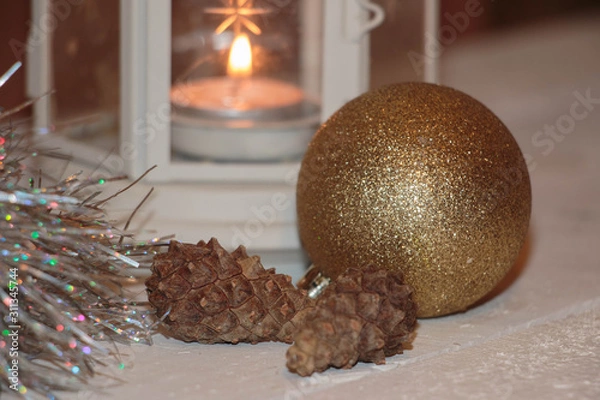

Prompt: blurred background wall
[1,0,599,119]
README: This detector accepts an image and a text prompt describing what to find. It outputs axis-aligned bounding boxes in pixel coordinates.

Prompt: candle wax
[171,77,305,120]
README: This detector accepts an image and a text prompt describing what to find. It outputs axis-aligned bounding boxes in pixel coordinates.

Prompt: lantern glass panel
[370,0,433,88]
[50,0,120,155]
[170,0,322,163]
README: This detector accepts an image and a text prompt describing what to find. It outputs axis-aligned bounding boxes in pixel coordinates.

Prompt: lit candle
[172,34,305,121]
[228,33,252,78]
[170,33,319,161]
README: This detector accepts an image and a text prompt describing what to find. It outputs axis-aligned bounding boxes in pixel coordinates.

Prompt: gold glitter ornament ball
[296,82,531,318]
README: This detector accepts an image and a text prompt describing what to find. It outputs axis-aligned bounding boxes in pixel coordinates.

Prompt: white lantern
[27,0,439,278]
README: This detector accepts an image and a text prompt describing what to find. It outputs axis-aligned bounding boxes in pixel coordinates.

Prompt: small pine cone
[145,238,314,344]
[286,264,417,376]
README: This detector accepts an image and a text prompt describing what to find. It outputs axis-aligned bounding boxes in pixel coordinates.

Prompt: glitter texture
[297,83,531,317]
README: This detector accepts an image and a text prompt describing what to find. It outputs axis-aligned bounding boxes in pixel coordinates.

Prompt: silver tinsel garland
[0,64,162,398]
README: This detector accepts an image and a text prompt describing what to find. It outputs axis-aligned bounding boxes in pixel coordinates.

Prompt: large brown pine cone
[286,264,418,376]
[145,238,315,344]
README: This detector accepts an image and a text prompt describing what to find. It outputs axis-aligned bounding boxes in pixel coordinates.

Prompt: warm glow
[227,33,252,78]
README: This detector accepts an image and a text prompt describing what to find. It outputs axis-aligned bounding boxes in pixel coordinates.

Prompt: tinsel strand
[0,92,164,397]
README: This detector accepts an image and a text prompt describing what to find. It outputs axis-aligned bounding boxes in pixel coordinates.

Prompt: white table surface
[54,13,599,400]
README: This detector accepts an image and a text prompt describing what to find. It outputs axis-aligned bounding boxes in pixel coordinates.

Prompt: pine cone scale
[158,273,191,300]
[186,261,217,288]
[153,256,176,279]
[356,292,380,321]
[215,275,254,308]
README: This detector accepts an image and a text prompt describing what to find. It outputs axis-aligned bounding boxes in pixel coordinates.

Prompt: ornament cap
[297,265,331,299]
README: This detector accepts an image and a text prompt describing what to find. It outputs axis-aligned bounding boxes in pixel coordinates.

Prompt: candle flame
[227,33,252,78]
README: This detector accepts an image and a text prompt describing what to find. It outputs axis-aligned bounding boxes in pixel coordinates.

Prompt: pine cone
[286,264,417,376]
[145,238,315,344]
